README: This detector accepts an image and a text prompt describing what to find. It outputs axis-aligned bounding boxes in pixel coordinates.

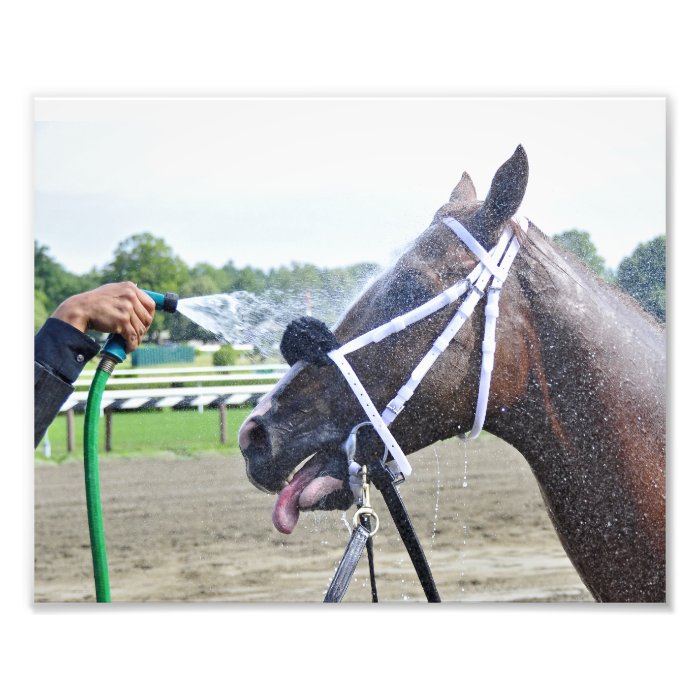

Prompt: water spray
[83,289,178,602]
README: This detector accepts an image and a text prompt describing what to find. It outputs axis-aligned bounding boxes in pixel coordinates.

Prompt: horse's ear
[450,171,477,203]
[469,145,528,245]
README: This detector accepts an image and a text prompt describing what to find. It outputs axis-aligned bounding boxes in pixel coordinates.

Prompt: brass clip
[352,464,379,536]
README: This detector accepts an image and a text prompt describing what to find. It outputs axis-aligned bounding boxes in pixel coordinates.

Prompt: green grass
[35,406,252,462]
[37,349,281,463]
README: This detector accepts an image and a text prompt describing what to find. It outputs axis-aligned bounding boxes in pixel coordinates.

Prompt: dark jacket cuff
[35,317,101,384]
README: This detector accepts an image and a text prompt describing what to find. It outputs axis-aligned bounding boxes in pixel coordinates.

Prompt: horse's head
[239,146,530,533]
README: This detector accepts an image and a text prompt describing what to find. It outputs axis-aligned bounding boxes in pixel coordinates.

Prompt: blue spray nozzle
[101,289,179,363]
[143,290,179,313]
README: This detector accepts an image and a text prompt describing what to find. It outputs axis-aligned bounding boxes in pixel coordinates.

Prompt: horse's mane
[519,221,666,335]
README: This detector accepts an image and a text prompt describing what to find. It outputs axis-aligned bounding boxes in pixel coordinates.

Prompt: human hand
[52,282,157,353]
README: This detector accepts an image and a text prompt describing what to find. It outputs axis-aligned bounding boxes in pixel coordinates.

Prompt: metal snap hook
[343,421,373,463]
[353,507,379,537]
[343,421,389,466]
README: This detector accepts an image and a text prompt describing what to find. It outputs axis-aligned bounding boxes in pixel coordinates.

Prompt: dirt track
[34,435,593,603]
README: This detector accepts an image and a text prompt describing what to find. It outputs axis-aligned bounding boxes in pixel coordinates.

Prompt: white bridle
[327,215,527,483]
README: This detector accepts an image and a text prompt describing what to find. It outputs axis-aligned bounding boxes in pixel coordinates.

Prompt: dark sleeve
[34,318,101,448]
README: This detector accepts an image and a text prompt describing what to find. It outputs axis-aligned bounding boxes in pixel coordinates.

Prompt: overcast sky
[34,98,665,276]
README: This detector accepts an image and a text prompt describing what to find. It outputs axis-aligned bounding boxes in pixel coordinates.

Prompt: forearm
[34,362,74,448]
[34,318,101,447]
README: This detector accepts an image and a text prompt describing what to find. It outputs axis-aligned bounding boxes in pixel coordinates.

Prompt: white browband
[329,215,526,481]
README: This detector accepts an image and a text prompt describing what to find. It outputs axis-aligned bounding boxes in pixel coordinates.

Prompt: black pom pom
[280,317,340,367]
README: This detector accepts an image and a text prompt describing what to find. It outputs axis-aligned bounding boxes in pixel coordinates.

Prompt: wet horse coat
[239,146,666,602]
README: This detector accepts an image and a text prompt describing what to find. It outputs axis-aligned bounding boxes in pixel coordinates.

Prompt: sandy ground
[34,435,594,603]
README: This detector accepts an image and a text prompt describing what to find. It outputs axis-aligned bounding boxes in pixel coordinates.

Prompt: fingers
[133,286,156,326]
[120,284,155,352]
[131,292,155,344]
[123,307,147,353]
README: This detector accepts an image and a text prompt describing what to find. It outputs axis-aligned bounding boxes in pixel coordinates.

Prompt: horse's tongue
[272,462,321,534]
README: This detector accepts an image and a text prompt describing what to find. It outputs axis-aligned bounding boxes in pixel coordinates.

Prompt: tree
[34,289,49,333]
[189,262,231,292]
[101,233,189,340]
[34,241,85,313]
[233,265,268,294]
[213,345,240,366]
[617,235,666,322]
[552,229,609,278]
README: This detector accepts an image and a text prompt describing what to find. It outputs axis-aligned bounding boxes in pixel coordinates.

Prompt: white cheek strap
[328,215,526,478]
[327,349,415,477]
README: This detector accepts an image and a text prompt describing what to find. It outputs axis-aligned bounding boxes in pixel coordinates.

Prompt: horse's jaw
[244,438,354,534]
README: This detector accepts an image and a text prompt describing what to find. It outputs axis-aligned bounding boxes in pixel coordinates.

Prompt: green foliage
[617,235,666,321]
[101,233,189,339]
[34,289,49,332]
[212,345,240,366]
[102,232,189,289]
[552,229,608,277]
[34,241,85,313]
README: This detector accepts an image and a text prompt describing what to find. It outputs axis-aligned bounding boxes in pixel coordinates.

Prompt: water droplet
[430,445,441,546]
[462,439,469,488]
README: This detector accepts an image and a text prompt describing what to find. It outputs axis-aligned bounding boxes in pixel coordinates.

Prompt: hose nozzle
[145,290,178,314]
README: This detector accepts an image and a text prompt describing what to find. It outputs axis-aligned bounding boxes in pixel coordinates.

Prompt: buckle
[384,400,404,419]
[464,279,484,299]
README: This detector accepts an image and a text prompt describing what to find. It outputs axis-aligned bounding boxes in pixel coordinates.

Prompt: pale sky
[34,98,665,276]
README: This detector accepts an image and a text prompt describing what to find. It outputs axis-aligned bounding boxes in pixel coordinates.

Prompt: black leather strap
[324,524,371,603]
[368,461,441,602]
[323,462,441,603]
[362,513,379,603]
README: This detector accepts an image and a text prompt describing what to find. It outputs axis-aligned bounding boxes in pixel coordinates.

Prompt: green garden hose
[83,360,114,602]
[82,289,178,602]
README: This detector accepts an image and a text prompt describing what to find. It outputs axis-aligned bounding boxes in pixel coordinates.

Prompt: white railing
[53,363,288,452]
[77,363,288,378]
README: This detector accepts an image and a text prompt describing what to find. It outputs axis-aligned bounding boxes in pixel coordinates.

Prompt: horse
[238,146,666,603]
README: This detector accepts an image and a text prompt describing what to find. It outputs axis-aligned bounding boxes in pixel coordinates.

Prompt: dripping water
[460,438,470,595]
[462,437,469,489]
[431,444,442,548]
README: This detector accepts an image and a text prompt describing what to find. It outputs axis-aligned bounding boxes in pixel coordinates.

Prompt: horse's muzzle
[239,417,285,493]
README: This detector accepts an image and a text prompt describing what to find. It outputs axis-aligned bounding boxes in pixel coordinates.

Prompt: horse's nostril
[248,423,268,450]
[239,419,270,454]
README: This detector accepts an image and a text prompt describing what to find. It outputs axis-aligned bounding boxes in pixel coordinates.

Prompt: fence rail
[73,372,285,388]
[50,363,288,454]
[77,363,288,377]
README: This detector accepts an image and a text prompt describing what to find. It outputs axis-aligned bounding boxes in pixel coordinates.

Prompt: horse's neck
[500,231,665,452]
[489,231,666,601]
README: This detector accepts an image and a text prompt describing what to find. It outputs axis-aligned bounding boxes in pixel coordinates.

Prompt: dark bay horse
[239,146,666,602]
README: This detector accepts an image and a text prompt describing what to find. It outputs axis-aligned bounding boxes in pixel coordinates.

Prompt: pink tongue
[272,462,321,534]
[272,463,346,534]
